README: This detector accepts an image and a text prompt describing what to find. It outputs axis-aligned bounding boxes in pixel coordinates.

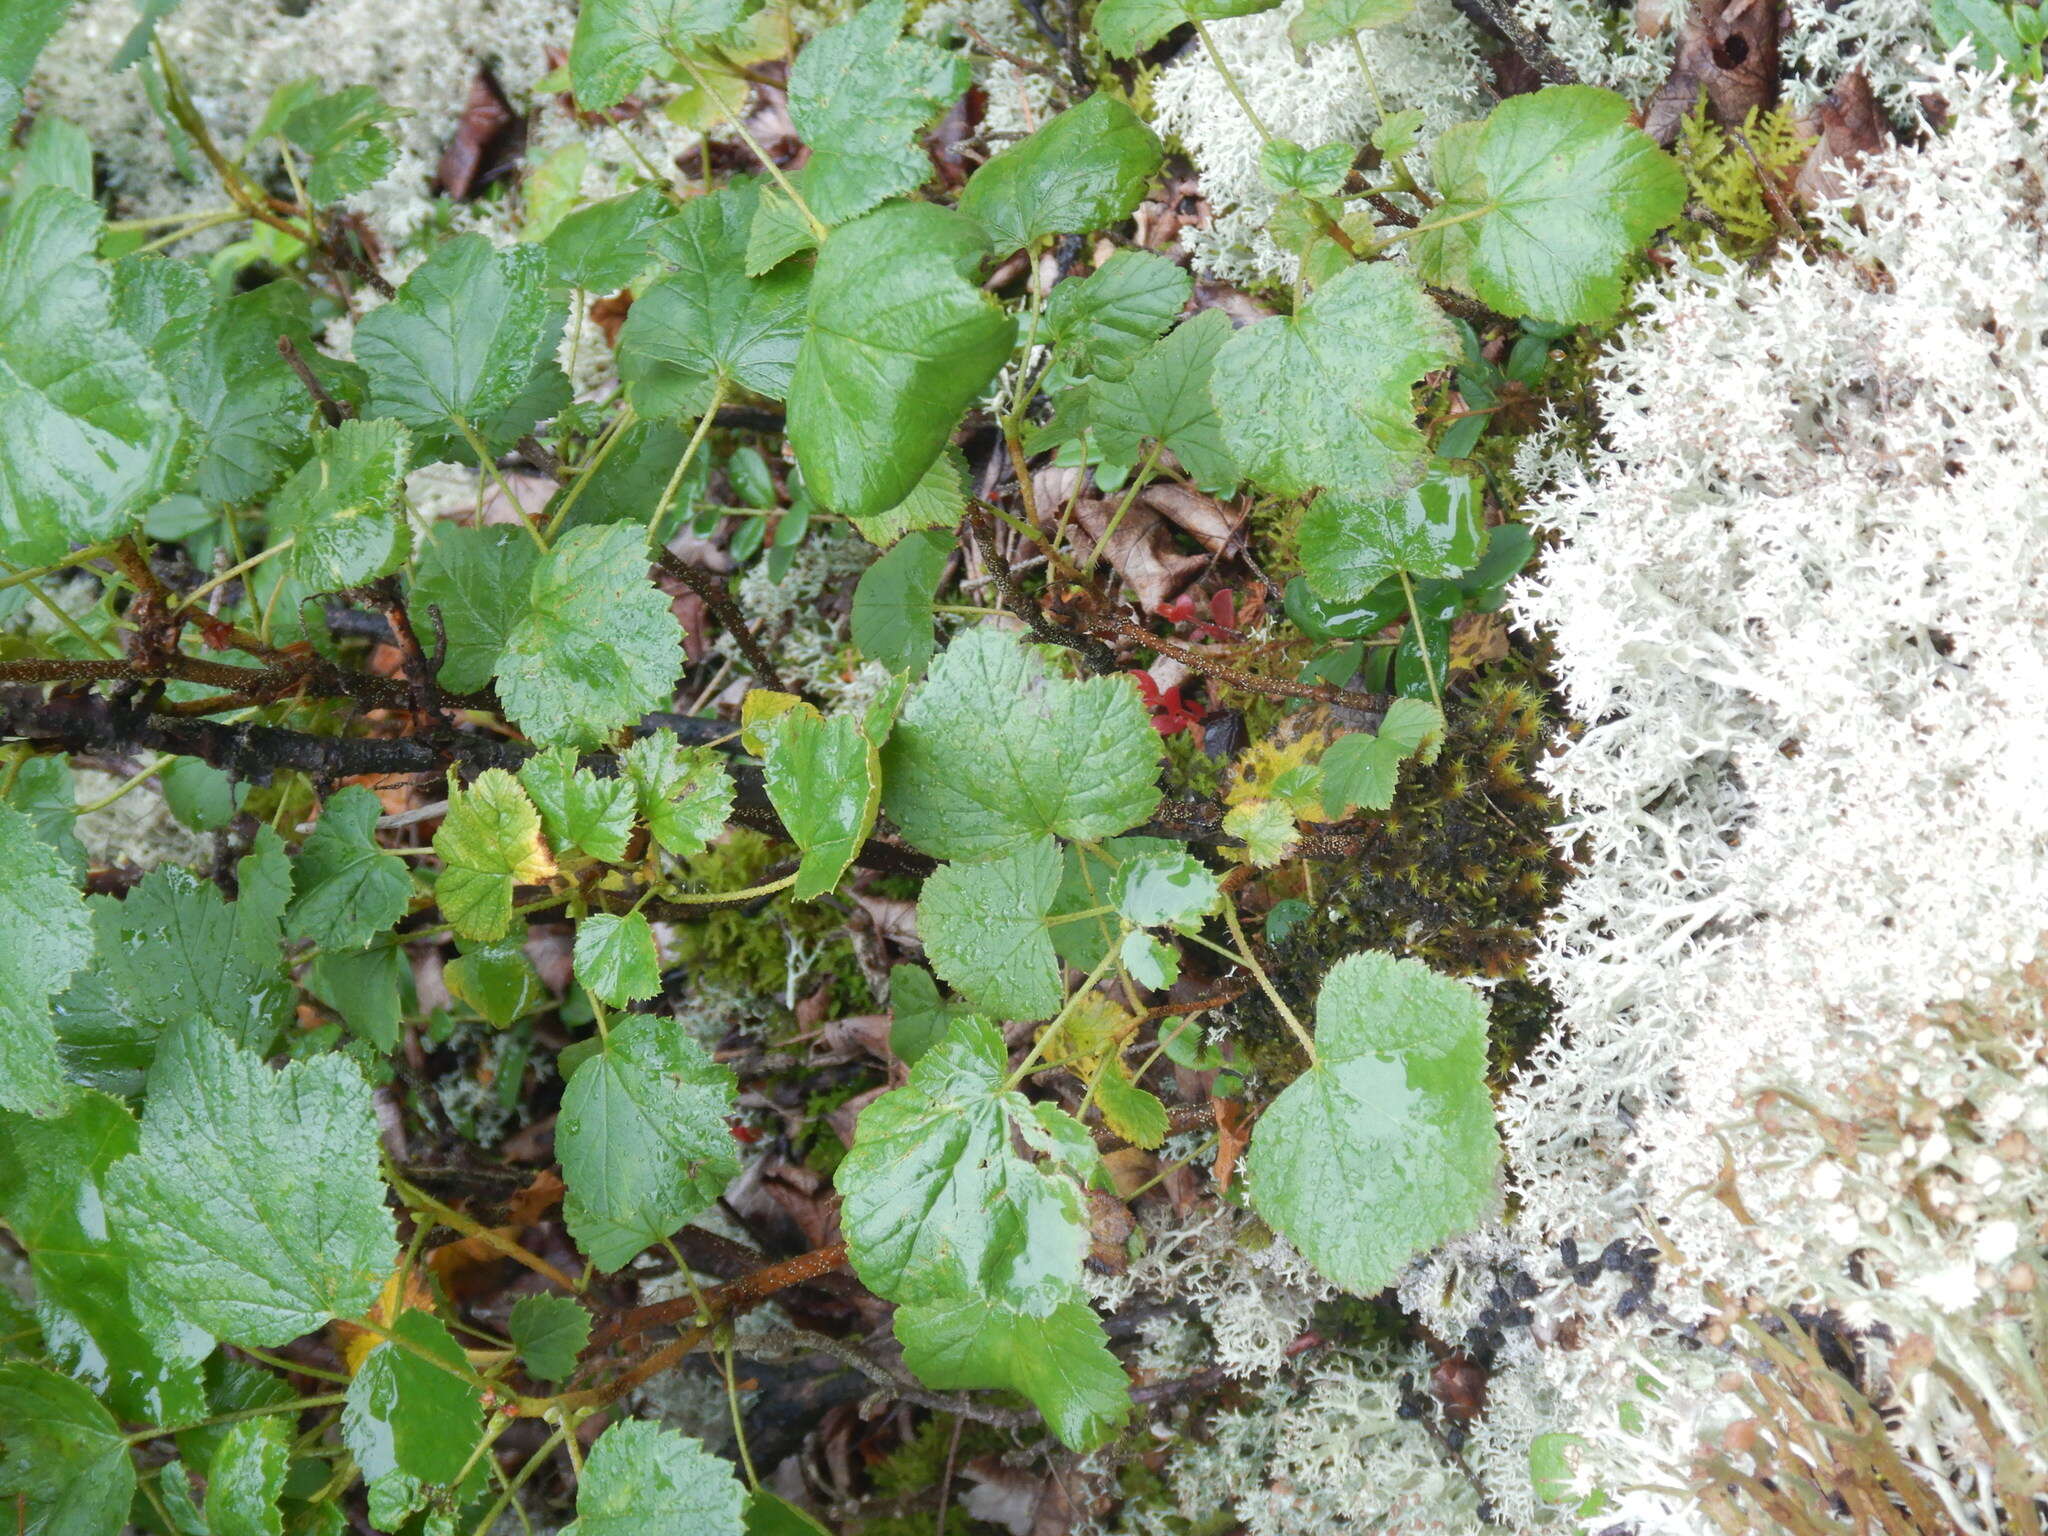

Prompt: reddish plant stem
[1084,615,1392,714]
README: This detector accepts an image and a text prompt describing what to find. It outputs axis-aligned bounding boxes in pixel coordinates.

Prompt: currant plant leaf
[519,746,638,864]
[619,730,735,858]
[845,443,968,548]
[784,0,969,225]
[432,769,559,943]
[1319,698,1445,817]
[1298,462,1483,600]
[282,85,399,204]
[286,785,412,951]
[1244,952,1500,1292]
[408,524,540,693]
[0,187,186,565]
[445,932,549,1029]
[494,522,685,749]
[0,1091,212,1425]
[850,526,950,674]
[1094,0,1282,58]
[203,1417,289,1536]
[574,911,664,1007]
[561,1420,749,1536]
[958,92,1164,254]
[837,1016,1088,1311]
[544,187,672,293]
[1289,0,1415,49]
[1111,847,1220,930]
[354,235,565,451]
[894,1295,1130,1451]
[570,0,765,113]
[917,837,1065,1021]
[787,202,1012,520]
[1041,248,1191,387]
[105,1018,397,1345]
[1211,261,1456,510]
[558,1015,739,1271]
[0,1363,136,1536]
[342,1309,485,1488]
[508,1294,592,1382]
[1412,85,1687,324]
[268,418,413,593]
[881,625,1162,860]
[758,700,892,900]
[0,802,94,1116]
[618,183,810,420]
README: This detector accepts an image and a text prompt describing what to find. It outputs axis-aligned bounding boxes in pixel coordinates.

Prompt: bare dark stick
[652,549,790,694]
[277,335,351,427]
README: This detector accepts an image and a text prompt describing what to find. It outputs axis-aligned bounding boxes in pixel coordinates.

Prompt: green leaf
[787,202,1012,520]
[845,443,967,548]
[959,93,1164,254]
[1931,0,2038,72]
[881,625,1162,860]
[620,730,735,857]
[355,236,564,442]
[105,1018,397,1345]
[837,1016,1088,1311]
[1221,798,1297,866]
[161,756,246,833]
[432,770,559,943]
[745,1491,832,1536]
[0,1091,211,1425]
[3,755,85,879]
[574,911,664,1007]
[1258,138,1356,196]
[1034,308,1240,494]
[785,0,970,225]
[1412,86,1685,324]
[1042,248,1190,387]
[306,944,405,1051]
[1,0,77,123]
[1093,0,1281,57]
[558,1015,739,1271]
[1120,929,1178,989]
[1046,836,1167,972]
[1319,698,1444,817]
[409,524,540,693]
[0,187,185,564]
[268,419,413,593]
[495,523,684,749]
[1244,952,1500,1293]
[1095,1061,1168,1148]
[50,862,295,1098]
[342,1309,483,1488]
[1111,847,1219,929]
[0,1363,136,1536]
[1211,261,1455,510]
[444,934,548,1029]
[131,275,345,511]
[283,86,398,204]
[570,0,764,112]
[1288,0,1414,49]
[204,1417,289,1536]
[563,1420,748,1536]
[1298,463,1482,600]
[286,785,411,950]
[759,703,887,900]
[508,1295,591,1382]
[895,1296,1129,1450]
[0,802,94,1115]
[618,183,810,420]
[519,746,638,864]
[544,187,671,292]
[918,838,1064,1021]
[851,526,950,673]
[886,964,972,1067]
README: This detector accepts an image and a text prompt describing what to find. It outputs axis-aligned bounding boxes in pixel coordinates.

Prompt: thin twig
[965,511,1116,674]
[652,550,790,694]
[277,335,351,427]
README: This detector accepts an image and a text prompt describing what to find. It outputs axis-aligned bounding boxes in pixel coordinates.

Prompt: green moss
[1674,92,1813,253]
[1225,677,1568,1082]
[661,828,868,1017]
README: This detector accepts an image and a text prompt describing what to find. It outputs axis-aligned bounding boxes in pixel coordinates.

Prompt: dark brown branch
[965,510,1117,674]
[277,335,351,427]
[1454,0,1580,85]
[652,550,790,694]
